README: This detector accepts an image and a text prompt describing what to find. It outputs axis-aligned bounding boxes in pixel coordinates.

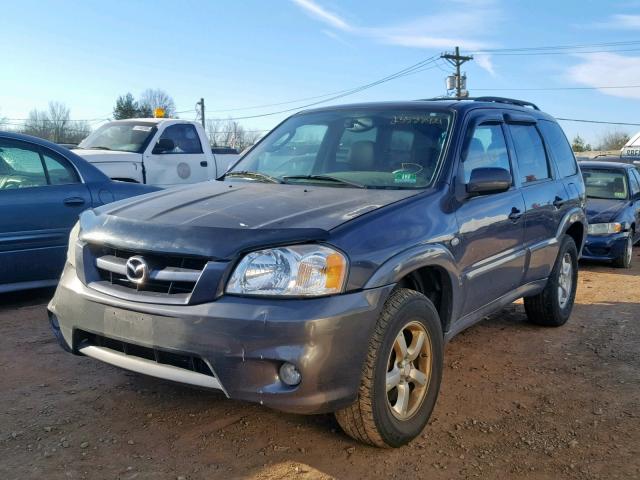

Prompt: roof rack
[418,96,540,111]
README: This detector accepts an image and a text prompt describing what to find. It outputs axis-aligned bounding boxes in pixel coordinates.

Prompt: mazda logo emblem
[125,256,149,284]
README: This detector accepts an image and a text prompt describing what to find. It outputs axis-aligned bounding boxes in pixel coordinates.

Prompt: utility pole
[441,46,473,98]
[196,98,205,128]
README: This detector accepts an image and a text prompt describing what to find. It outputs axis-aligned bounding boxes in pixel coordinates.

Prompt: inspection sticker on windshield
[133,126,152,132]
[394,171,417,184]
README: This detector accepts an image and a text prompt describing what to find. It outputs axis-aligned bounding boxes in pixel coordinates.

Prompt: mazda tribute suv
[48,97,586,447]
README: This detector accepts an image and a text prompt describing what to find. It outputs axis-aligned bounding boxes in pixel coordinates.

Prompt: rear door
[454,112,527,315]
[0,139,91,290]
[505,117,569,283]
[629,169,640,243]
[144,123,211,186]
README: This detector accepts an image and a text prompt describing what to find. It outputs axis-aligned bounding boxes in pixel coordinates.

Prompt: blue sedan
[580,161,640,268]
[0,131,159,293]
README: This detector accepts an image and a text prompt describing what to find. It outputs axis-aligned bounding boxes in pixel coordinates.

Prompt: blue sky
[1,0,640,145]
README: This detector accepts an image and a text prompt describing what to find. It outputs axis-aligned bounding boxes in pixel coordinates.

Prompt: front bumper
[48,263,393,414]
[581,232,629,261]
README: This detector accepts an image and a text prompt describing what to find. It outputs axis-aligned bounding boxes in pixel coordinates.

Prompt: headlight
[588,223,622,235]
[226,245,347,297]
[66,222,80,267]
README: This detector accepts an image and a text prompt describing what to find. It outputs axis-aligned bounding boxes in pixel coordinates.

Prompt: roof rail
[417,96,540,111]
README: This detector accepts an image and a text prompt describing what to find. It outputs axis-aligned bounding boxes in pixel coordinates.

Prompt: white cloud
[290,0,498,74]
[567,52,640,99]
[291,0,352,31]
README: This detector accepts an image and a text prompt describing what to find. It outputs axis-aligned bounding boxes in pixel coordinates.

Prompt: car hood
[585,197,626,224]
[80,181,420,259]
[72,149,142,163]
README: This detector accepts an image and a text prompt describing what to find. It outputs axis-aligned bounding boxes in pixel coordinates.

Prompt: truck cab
[73,119,238,186]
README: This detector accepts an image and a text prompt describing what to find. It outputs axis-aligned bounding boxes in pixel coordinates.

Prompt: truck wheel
[335,288,443,447]
[613,233,633,269]
[524,235,578,327]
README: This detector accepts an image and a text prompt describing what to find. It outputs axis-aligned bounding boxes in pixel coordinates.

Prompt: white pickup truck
[73,119,239,186]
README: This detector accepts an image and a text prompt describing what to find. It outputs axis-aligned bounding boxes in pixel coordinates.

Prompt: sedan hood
[586,198,626,224]
[72,149,142,164]
[80,181,420,259]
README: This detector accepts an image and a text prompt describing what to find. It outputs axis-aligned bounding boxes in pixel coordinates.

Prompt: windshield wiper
[224,170,283,183]
[282,174,366,188]
[86,146,112,151]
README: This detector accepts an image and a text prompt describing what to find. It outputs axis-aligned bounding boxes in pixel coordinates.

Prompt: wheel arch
[364,244,460,334]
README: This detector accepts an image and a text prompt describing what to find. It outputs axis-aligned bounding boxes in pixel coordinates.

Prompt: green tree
[571,134,591,152]
[113,93,140,120]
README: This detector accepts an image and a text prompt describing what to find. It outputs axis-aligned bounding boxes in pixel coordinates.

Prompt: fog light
[279,362,302,386]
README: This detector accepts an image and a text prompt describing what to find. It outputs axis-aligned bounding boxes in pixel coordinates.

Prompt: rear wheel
[524,235,578,327]
[613,233,633,269]
[335,288,443,447]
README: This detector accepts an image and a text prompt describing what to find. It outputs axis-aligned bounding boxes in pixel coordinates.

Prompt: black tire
[613,233,633,269]
[334,288,443,447]
[524,235,578,327]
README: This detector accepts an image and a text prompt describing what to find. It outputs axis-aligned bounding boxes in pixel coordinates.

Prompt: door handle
[508,207,523,221]
[200,161,208,167]
[553,196,566,209]
[63,197,86,206]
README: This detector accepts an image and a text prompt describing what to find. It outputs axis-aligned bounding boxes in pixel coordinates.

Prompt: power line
[482,47,640,56]
[472,40,640,53]
[555,118,640,127]
[474,85,640,91]
[207,55,441,118]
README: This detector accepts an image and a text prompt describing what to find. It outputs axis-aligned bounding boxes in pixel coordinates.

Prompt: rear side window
[539,121,577,178]
[43,150,80,185]
[510,124,550,183]
[462,124,511,183]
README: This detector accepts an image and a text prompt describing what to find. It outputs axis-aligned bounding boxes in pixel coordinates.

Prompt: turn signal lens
[587,223,623,235]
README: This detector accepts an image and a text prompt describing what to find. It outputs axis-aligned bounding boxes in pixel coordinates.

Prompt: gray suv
[49,97,586,447]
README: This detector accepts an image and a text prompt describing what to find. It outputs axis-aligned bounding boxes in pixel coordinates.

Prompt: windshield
[227,109,452,189]
[582,169,629,200]
[78,121,157,153]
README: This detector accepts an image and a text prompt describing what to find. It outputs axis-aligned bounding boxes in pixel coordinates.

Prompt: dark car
[580,161,640,267]
[0,131,159,293]
[48,98,586,447]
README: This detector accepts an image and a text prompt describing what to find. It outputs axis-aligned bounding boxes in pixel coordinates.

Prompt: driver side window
[462,123,511,183]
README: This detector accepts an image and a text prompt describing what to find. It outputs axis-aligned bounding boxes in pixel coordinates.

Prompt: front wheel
[524,235,578,327]
[613,233,633,269]
[335,288,443,447]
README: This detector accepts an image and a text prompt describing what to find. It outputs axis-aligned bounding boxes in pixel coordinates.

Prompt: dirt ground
[1,250,639,480]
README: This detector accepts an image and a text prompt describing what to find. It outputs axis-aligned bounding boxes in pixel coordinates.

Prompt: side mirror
[466,167,512,196]
[152,138,175,154]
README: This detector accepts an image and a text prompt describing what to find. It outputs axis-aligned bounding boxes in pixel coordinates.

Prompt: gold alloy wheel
[386,321,433,420]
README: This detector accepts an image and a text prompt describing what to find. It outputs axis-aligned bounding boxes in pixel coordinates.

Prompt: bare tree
[21,102,91,144]
[207,118,263,150]
[598,131,631,151]
[139,89,176,118]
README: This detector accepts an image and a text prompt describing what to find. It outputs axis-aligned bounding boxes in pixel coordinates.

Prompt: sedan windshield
[582,169,629,200]
[227,109,452,189]
[78,121,157,153]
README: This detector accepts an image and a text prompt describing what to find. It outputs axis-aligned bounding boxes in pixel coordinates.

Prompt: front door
[454,118,526,315]
[0,139,91,290]
[144,123,211,186]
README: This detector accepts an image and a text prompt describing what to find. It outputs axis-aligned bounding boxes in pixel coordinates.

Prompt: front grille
[77,330,214,377]
[90,245,207,296]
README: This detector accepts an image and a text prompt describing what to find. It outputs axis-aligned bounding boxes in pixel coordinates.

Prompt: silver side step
[79,345,224,391]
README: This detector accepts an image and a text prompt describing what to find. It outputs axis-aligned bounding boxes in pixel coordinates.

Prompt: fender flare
[363,243,462,331]
[556,207,588,251]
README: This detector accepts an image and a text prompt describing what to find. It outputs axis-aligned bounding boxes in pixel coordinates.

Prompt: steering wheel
[271,155,316,174]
